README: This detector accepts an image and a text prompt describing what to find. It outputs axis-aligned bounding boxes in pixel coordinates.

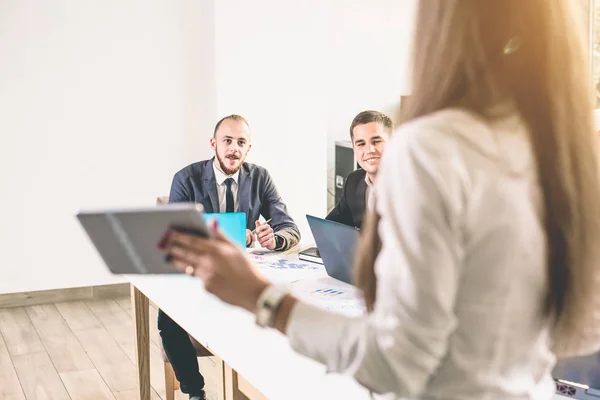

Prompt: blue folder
[202,212,246,249]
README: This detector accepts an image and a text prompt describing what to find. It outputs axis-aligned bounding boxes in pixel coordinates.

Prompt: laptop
[305,215,360,285]
[202,212,246,249]
[552,351,600,399]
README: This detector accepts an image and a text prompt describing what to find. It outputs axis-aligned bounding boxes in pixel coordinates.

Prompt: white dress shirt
[213,160,240,213]
[365,173,375,211]
[287,108,560,399]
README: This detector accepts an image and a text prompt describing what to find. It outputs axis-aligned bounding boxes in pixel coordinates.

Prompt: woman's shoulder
[394,108,491,147]
[390,107,527,169]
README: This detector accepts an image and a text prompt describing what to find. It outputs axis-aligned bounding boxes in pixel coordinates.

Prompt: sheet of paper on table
[248,252,327,284]
[291,277,366,317]
[247,251,365,316]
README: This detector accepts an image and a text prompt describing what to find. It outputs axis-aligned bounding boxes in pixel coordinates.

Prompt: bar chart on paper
[293,278,365,316]
[246,252,364,316]
[311,288,346,297]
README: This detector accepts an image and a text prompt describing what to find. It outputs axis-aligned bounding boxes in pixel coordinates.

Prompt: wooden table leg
[224,362,253,400]
[131,284,151,400]
[224,362,240,400]
[237,374,267,400]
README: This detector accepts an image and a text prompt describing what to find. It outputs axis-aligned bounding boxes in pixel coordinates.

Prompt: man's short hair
[349,110,393,140]
[213,114,250,137]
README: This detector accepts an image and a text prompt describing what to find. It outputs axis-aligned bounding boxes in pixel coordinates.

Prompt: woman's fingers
[168,230,211,250]
[169,253,212,281]
[209,219,235,245]
[167,221,234,250]
[166,241,205,265]
[161,220,264,305]
[169,255,194,274]
[165,230,223,260]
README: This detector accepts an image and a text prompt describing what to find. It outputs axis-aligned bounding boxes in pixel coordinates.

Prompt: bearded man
[158,114,300,400]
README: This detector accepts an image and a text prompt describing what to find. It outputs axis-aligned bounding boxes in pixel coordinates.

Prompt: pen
[251,218,272,234]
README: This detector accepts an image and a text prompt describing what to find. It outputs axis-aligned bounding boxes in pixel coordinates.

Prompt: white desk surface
[128,249,380,400]
[128,249,568,400]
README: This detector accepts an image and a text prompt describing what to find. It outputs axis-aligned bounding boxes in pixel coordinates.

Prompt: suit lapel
[238,165,251,217]
[203,160,219,213]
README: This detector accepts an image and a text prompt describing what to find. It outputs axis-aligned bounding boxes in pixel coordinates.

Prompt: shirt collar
[365,173,375,188]
[213,159,240,186]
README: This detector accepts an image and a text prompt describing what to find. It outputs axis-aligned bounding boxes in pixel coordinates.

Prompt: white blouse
[287,108,558,399]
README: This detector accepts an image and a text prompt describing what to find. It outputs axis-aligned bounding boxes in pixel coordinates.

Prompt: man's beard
[216,152,245,175]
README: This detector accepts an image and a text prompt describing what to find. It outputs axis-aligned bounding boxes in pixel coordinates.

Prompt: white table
[128,249,570,400]
[128,250,375,400]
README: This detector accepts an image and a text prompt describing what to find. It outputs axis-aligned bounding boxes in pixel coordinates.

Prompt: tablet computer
[77,203,209,274]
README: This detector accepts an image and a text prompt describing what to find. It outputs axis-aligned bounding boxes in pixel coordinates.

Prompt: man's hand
[246,229,256,247]
[255,220,276,250]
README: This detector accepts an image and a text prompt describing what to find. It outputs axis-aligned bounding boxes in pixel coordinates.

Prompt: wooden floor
[0,296,222,400]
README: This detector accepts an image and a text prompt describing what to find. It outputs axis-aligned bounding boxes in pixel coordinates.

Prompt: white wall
[213,0,329,238]
[0,0,414,294]
[0,0,203,293]
[182,0,219,164]
[325,0,416,210]
[210,0,416,229]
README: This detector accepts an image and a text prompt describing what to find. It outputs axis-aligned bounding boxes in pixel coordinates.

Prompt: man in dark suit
[158,114,300,400]
[326,110,392,229]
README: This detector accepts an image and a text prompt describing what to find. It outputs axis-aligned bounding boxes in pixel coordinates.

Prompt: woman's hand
[160,220,270,313]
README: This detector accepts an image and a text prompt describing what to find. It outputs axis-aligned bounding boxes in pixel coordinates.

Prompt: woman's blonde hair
[354,0,600,357]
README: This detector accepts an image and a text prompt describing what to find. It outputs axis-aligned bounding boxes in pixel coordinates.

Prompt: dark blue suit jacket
[326,168,367,229]
[168,159,300,250]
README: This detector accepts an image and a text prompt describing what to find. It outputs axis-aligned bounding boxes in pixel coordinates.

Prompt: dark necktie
[224,178,234,213]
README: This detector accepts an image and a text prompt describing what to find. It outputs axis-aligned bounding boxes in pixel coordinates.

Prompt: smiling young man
[326,110,392,229]
[158,114,300,400]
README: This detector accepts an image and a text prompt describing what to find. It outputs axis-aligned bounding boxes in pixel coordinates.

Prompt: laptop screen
[306,214,360,285]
